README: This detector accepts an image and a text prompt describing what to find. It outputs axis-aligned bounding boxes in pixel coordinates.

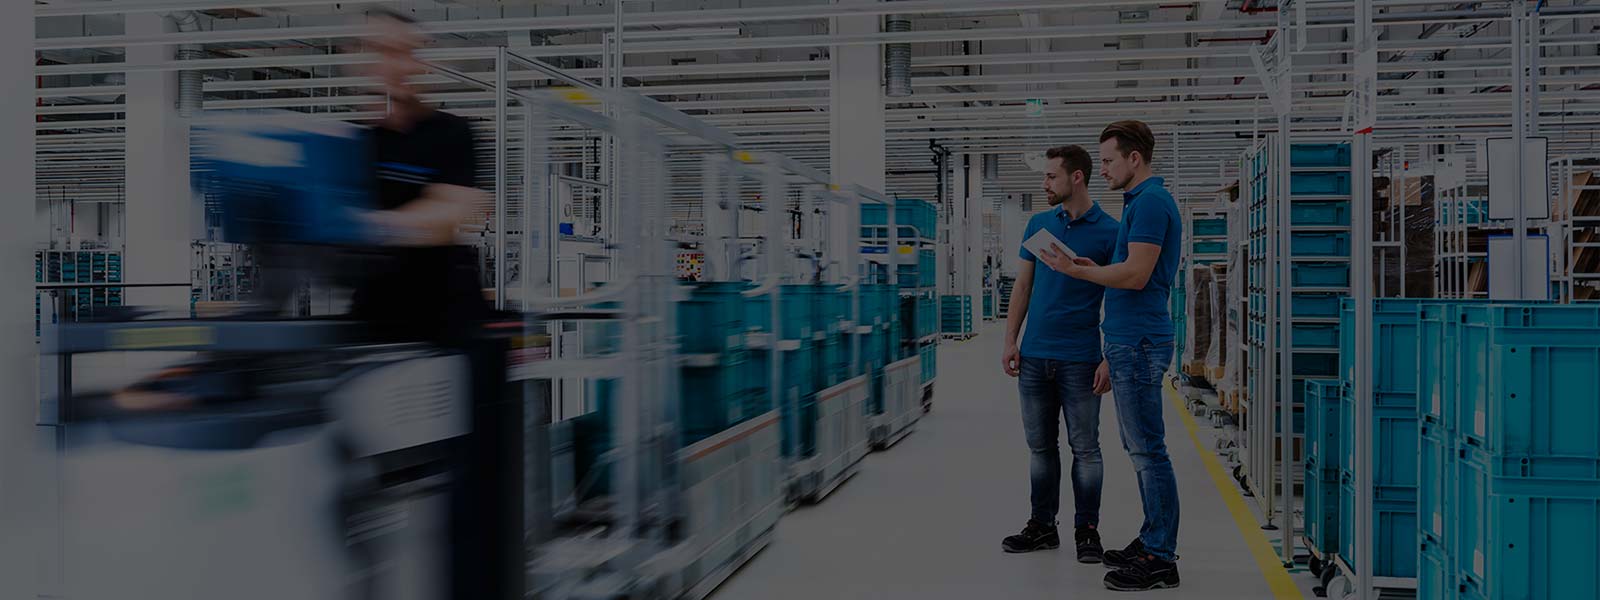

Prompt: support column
[125,14,194,308]
[964,156,986,318]
[1000,194,1026,277]
[1,3,37,594]
[828,2,885,283]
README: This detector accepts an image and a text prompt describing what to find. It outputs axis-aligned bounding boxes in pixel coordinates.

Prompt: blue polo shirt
[1017,202,1120,363]
[1103,177,1184,345]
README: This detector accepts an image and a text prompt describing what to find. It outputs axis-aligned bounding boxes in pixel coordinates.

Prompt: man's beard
[1109,172,1134,191]
[1047,190,1067,206]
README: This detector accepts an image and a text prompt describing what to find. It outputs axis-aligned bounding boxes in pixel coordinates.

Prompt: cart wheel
[1311,584,1328,598]
[1325,575,1351,599]
[1319,564,1338,588]
[1308,556,1323,577]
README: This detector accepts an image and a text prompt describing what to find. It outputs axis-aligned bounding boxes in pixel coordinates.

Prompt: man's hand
[1036,243,1075,274]
[1003,343,1021,377]
[1093,360,1111,395]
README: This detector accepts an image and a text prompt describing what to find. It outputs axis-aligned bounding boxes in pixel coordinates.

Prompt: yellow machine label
[110,326,215,350]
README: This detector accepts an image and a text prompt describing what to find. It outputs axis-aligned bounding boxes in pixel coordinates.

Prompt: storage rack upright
[1242,136,1355,546]
[1434,178,1491,299]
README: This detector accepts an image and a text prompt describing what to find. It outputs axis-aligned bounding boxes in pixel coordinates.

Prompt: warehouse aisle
[714,321,1308,599]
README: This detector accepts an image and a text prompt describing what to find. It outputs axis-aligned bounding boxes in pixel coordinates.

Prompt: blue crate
[1292,231,1351,258]
[1292,322,1339,349]
[1291,200,1352,227]
[1305,461,1343,557]
[1454,304,1600,457]
[1291,143,1352,168]
[1292,261,1350,288]
[1419,537,1455,600]
[1340,298,1464,405]
[1338,398,1422,489]
[1305,379,1344,470]
[1293,292,1344,319]
[1419,422,1453,548]
[677,282,749,354]
[1194,217,1228,237]
[1193,240,1228,255]
[197,115,375,245]
[1291,171,1352,196]
[919,344,937,384]
[1455,449,1600,600]
[1339,472,1421,580]
[681,352,763,444]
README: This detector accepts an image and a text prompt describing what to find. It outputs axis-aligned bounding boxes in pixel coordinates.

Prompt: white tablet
[1023,228,1078,261]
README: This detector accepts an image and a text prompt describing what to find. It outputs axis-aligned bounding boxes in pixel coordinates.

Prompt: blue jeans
[1104,340,1180,562]
[1017,357,1104,528]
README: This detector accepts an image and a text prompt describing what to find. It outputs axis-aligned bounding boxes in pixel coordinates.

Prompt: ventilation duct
[885,15,913,98]
[170,12,204,117]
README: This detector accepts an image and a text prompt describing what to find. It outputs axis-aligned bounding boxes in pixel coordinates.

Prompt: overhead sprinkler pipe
[885,14,914,98]
[169,11,204,117]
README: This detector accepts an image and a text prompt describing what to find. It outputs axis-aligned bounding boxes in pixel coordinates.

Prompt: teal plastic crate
[680,352,762,444]
[1293,292,1344,319]
[677,282,749,354]
[1194,217,1228,237]
[743,285,818,341]
[1337,400,1421,489]
[1291,171,1352,196]
[1291,231,1351,257]
[1291,200,1352,227]
[1305,379,1343,471]
[1454,304,1600,457]
[1305,460,1343,557]
[1192,240,1228,255]
[1339,472,1421,580]
[1419,422,1452,548]
[1419,536,1455,600]
[1340,298,1466,405]
[1291,143,1352,168]
[813,336,851,391]
[1292,261,1350,288]
[1455,449,1600,600]
[1292,322,1339,349]
[861,199,936,240]
[919,344,936,384]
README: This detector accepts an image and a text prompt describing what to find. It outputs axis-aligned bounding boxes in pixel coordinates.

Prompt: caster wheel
[1311,585,1328,598]
[1325,575,1351,599]
[1308,556,1323,577]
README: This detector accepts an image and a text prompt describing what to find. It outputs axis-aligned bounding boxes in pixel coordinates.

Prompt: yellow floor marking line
[1166,382,1306,600]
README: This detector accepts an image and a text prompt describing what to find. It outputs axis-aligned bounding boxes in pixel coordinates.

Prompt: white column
[828,2,884,283]
[1,3,38,594]
[964,156,986,321]
[124,14,194,308]
[1000,194,1026,277]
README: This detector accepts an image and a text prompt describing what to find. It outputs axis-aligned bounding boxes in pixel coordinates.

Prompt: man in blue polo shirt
[1038,121,1184,592]
[1000,145,1119,563]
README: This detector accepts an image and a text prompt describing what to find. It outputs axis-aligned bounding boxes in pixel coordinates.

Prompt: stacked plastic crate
[1184,208,1228,378]
[34,250,125,334]
[1416,303,1600,600]
[1242,140,1353,508]
[861,199,939,433]
[677,282,768,446]
[939,295,972,336]
[1303,378,1344,570]
[1336,298,1461,587]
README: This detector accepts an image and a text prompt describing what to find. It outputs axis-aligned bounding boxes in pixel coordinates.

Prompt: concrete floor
[712,321,1320,599]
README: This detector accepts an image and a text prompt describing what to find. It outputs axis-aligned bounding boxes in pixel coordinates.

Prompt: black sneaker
[1102,538,1146,570]
[1074,526,1104,564]
[1104,554,1181,592]
[1001,520,1060,553]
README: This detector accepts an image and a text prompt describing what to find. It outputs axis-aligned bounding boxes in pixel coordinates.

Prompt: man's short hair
[1099,120,1157,164]
[1045,145,1093,184]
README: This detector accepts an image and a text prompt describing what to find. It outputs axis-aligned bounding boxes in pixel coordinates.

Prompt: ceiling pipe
[885,12,914,98]
[169,11,204,117]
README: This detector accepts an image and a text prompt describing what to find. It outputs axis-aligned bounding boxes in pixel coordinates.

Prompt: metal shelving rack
[1552,155,1600,302]
[1433,179,1491,300]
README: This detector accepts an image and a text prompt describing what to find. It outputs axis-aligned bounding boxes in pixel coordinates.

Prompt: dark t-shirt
[349,110,489,344]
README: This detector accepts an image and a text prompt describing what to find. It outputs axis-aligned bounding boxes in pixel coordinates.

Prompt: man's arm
[1044,242,1161,290]
[1004,260,1035,346]
[369,183,482,246]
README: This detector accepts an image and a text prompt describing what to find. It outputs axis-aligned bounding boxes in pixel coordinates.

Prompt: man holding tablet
[1000,145,1119,562]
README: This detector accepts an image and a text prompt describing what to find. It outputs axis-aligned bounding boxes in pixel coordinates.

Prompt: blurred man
[349,8,490,343]
[1000,145,1118,562]
[1037,121,1184,591]
[352,11,521,600]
